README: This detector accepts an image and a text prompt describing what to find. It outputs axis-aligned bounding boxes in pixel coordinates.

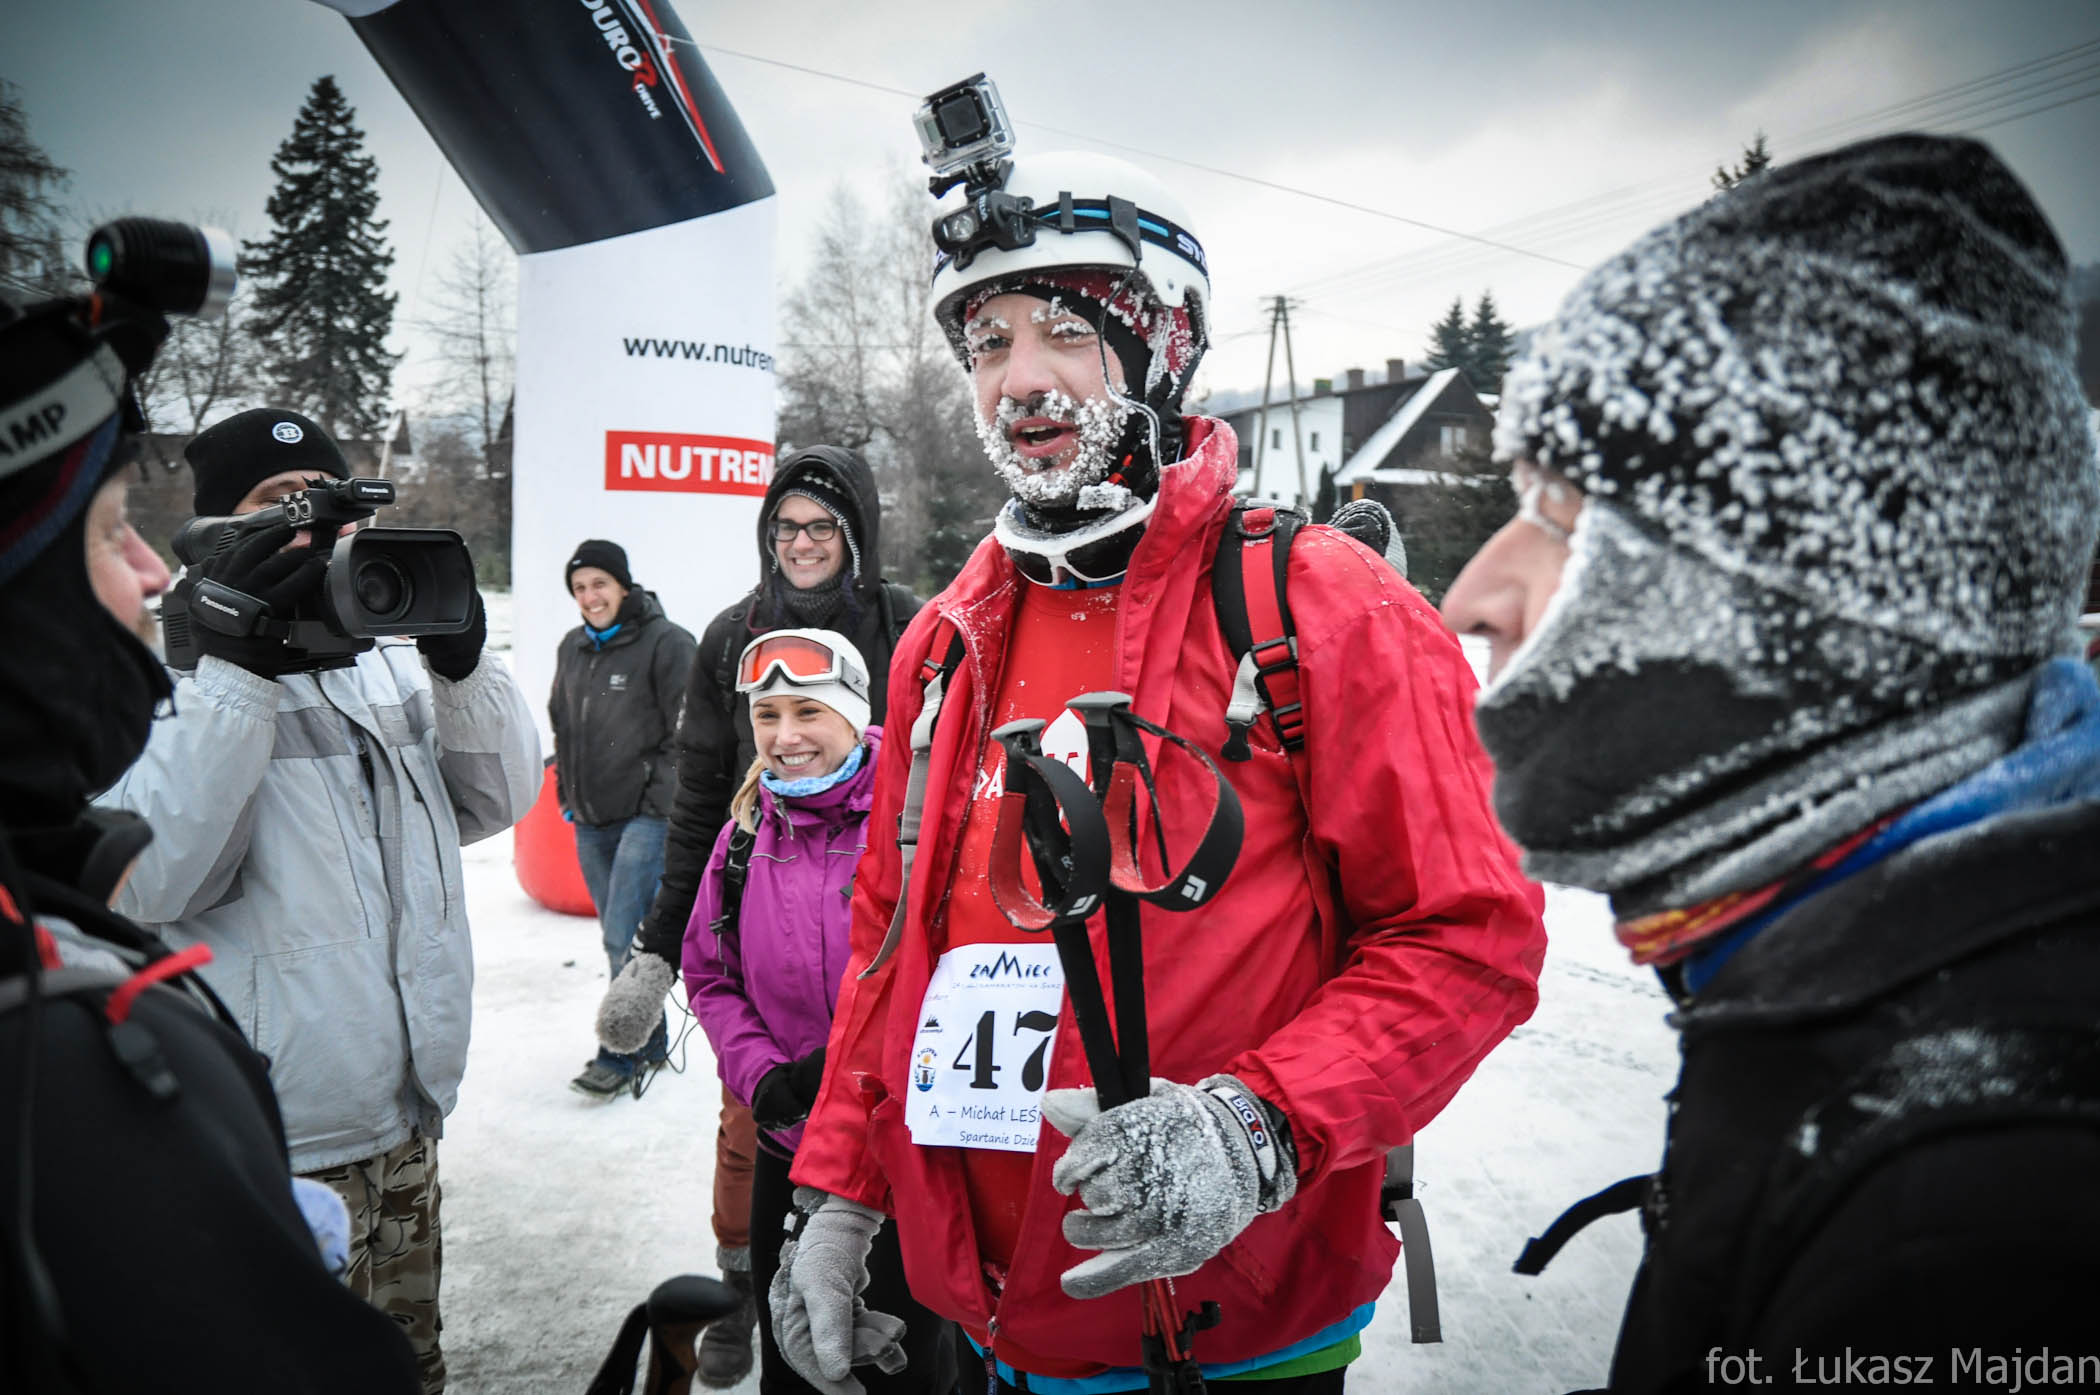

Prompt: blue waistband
[961,1303,1374,1394]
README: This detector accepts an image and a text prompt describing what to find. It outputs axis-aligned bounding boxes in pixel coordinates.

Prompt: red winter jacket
[793,418,1546,1376]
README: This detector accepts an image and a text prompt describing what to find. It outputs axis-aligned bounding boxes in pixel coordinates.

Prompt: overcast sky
[9,0,2097,409]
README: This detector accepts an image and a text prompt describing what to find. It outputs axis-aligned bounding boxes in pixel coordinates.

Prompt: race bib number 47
[905,943,1064,1153]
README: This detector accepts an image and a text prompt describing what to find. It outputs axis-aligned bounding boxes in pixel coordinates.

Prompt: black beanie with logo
[186,407,349,516]
[566,538,633,590]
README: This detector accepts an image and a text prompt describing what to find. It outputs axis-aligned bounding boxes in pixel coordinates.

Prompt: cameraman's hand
[189,522,326,675]
[418,585,486,682]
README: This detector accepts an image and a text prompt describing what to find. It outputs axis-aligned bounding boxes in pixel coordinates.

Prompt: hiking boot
[695,1258,756,1388]
[571,1059,631,1098]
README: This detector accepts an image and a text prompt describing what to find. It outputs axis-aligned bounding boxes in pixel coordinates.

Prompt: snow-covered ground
[443,603,1678,1393]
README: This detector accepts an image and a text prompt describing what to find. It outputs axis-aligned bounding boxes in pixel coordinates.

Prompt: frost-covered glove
[770,1187,908,1395]
[596,950,677,1055]
[1044,1074,1298,1300]
[418,584,486,681]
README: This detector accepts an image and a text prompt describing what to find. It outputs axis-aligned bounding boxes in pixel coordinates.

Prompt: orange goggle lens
[736,634,844,690]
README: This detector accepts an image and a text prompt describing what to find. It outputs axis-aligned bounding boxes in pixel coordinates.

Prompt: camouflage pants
[304,1135,445,1394]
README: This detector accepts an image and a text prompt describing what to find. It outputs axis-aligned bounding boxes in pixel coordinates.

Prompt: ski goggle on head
[735,629,872,704]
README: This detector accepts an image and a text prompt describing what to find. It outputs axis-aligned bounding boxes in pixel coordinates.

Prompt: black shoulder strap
[882,582,916,646]
[1212,501,1308,762]
[709,824,759,942]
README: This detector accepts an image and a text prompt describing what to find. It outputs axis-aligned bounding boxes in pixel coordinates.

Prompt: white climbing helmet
[929,150,1211,361]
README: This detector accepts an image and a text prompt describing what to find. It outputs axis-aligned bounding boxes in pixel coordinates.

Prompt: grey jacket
[97,645,541,1172]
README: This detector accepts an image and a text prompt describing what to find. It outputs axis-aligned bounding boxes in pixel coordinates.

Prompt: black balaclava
[0,416,173,834]
[1478,133,2100,916]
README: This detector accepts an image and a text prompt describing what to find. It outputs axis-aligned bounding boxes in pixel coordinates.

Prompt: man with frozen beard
[1441,134,2100,1390]
[597,445,920,1387]
[770,151,1546,1393]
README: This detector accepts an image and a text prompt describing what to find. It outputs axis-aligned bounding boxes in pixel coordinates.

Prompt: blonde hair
[727,754,767,834]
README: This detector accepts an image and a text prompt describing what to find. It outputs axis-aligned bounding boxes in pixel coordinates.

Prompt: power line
[671,35,1584,270]
[1282,33,2100,306]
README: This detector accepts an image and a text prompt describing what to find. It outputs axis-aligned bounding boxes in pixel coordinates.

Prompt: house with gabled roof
[1215,358,1496,505]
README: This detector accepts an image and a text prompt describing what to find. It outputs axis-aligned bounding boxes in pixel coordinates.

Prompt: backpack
[902,497,1443,1341]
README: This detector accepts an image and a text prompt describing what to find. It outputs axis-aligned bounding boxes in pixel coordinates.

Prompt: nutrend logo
[605,431,774,497]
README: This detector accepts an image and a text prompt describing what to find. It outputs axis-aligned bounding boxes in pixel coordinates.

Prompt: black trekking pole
[988,694,1244,1395]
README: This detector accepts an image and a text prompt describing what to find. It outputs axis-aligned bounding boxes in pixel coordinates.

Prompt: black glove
[418,585,486,682]
[788,1045,827,1114]
[188,522,327,674]
[751,1065,804,1132]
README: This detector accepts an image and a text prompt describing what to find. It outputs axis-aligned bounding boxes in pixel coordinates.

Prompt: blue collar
[759,742,866,798]
[584,620,623,649]
[1684,657,2100,993]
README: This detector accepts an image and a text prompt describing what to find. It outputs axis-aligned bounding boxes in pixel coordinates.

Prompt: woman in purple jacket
[683,629,952,1395]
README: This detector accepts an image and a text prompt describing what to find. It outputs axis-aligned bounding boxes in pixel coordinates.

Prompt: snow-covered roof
[1334,367,1461,485]
[1362,465,1483,488]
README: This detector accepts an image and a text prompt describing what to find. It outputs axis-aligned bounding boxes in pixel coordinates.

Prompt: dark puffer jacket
[634,446,919,963]
[1600,797,2100,1392]
[549,589,697,827]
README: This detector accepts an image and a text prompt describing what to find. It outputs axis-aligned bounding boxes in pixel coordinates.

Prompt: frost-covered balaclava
[1478,133,2100,916]
[961,268,1199,532]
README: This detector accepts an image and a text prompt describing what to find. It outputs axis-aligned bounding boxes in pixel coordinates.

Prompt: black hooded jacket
[549,588,698,826]
[633,446,919,963]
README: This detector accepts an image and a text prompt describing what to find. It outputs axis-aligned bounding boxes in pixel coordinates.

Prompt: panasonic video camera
[162,476,475,673]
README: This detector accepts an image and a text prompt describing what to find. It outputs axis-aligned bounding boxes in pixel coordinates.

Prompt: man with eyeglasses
[596,444,921,1388]
[769,150,1545,1394]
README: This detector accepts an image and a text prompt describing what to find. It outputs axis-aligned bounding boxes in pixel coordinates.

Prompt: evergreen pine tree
[1424,297,1470,372]
[1312,464,1338,524]
[1466,291,1514,395]
[244,76,398,440]
[1712,131,1773,193]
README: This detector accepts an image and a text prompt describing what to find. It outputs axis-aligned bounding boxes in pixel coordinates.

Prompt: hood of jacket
[758,445,885,599]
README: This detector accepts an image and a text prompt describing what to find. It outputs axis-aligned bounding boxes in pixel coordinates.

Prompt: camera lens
[353,556,413,623]
[935,92,986,143]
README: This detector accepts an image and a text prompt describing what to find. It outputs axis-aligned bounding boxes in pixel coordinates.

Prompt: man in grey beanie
[1442,133,2100,1389]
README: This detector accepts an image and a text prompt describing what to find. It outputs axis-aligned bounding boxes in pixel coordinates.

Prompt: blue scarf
[759,742,866,798]
[1685,657,2100,992]
[584,619,623,649]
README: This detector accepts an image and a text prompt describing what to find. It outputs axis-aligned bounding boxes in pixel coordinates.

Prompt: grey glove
[596,951,677,1055]
[1044,1074,1298,1300]
[769,1187,908,1395]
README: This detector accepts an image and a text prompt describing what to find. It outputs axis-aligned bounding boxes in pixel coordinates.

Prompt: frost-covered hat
[1476,134,2100,911]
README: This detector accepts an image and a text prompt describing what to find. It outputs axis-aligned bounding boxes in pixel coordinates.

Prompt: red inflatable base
[514,759,596,917]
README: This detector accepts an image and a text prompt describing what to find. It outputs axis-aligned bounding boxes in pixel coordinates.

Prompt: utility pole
[1252,297,1282,499]
[1250,296,1311,505]
[1279,297,1309,508]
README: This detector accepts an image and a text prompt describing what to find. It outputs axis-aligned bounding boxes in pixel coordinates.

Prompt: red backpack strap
[1212,503,1306,762]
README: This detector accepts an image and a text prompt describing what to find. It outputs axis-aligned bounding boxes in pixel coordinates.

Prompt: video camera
[162,476,475,673]
[914,73,1036,270]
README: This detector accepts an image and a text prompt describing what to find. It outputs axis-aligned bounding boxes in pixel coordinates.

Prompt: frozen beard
[973,383,1133,509]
